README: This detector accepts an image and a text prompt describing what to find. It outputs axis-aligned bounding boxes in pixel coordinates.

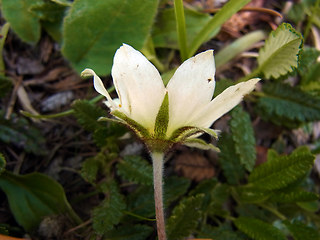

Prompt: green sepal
[183,138,220,152]
[111,110,151,138]
[170,126,219,142]
[97,116,124,124]
[154,93,169,139]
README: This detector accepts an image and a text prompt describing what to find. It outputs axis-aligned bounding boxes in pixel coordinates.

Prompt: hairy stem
[151,151,167,240]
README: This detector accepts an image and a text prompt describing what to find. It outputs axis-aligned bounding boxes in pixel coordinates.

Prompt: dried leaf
[174,152,215,181]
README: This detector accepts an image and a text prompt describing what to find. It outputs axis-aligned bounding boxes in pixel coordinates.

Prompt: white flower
[81,44,259,151]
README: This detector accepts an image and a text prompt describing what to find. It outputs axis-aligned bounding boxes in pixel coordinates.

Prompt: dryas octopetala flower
[81,44,259,152]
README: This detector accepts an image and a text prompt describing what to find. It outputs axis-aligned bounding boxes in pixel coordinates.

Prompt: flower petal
[81,68,117,109]
[166,50,216,136]
[190,78,260,128]
[111,44,166,133]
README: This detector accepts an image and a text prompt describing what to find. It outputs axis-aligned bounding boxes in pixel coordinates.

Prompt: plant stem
[151,151,167,240]
[174,0,188,61]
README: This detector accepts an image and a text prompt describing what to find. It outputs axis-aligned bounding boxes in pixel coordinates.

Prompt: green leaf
[0,171,80,231]
[164,176,191,206]
[234,216,286,240]
[230,106,256,172]
[0,23,10,74]
[152,8,214,49]
[92,181,126,234]
[248,147,315,191]
[188,0,251,57]
[0,76,12,97]
[256,83,320,128]
[218,133,246,185]
[166,194,204,240]
[269,187,319,203]
[199,223,245,240]
[72,100,106,132]
[236,186,271,203]
[1,0,42,43]
[284,220,320,240]
[298,47,320,76]
[207,183,230,218]
[105,224,153,240]
[117,156,153,185]
[0,113,46,155]
[62,0,159,75]
[258,23,303,79]
[81,154,105,184]
[0,153,6,175]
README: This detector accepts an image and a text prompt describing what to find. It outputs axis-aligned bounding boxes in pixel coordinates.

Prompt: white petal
[190,78,260,128]
[111,44,166,132]
[166,50,216,136]
[81,68,117,109]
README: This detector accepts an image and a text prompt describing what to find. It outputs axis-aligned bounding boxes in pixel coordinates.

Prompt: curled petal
[81,68,117,110]
[111,44,166,133]
[191,78,260,128]
[166,50,216,136]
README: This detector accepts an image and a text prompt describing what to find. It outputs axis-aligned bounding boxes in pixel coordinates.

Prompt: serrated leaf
[117,156,153,185]
[256,83,320,128]
[72,100,106,132]
[164,176,191,206]
[92,181,126,234]
[166,194,204,240]
[1,0,42,43]
[207,183,230,218]
[248,147,315,191]
[81,153,108,184]
[0,171,80,231]
[199,223,246,240]
[298,47,320,76]
[284,220,320,240]
[258,23,303,79]
[230,106,256,172]
[62,0,159,75]
[236,186,271,203]
[234,217,286,240]
[218,133,246,185]
[105,224,153,240]
[0,113,46,155]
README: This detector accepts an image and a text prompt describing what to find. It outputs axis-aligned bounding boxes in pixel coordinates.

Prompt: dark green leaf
[256,83,320,128]
[117,156,153,185]
[0,113,46,155]
[72,100,106,132]
[29,1,67,22]
[0,153,6,175]
[164,176,191,206]
[92,181,126,234]
[230,106,256,172]
[105,224,153,240]
[62,0,159,75]
[258,23,303,79]
[0,171,80,231]
[248,147,315,191]
[81,153,107,184]
[269,188,319,203]
[1,0,42,43]
[166,194,204,240]
[234,216,286,240]
[127,185,154,218]
[284,220,320,240]
[298,47,320,76]
[199,223,245,240]
[218,133,246,185]
[152,8,214,49]
[0,76,12,97]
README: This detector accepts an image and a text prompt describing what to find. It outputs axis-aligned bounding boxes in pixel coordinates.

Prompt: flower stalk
[151,151,167,240]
